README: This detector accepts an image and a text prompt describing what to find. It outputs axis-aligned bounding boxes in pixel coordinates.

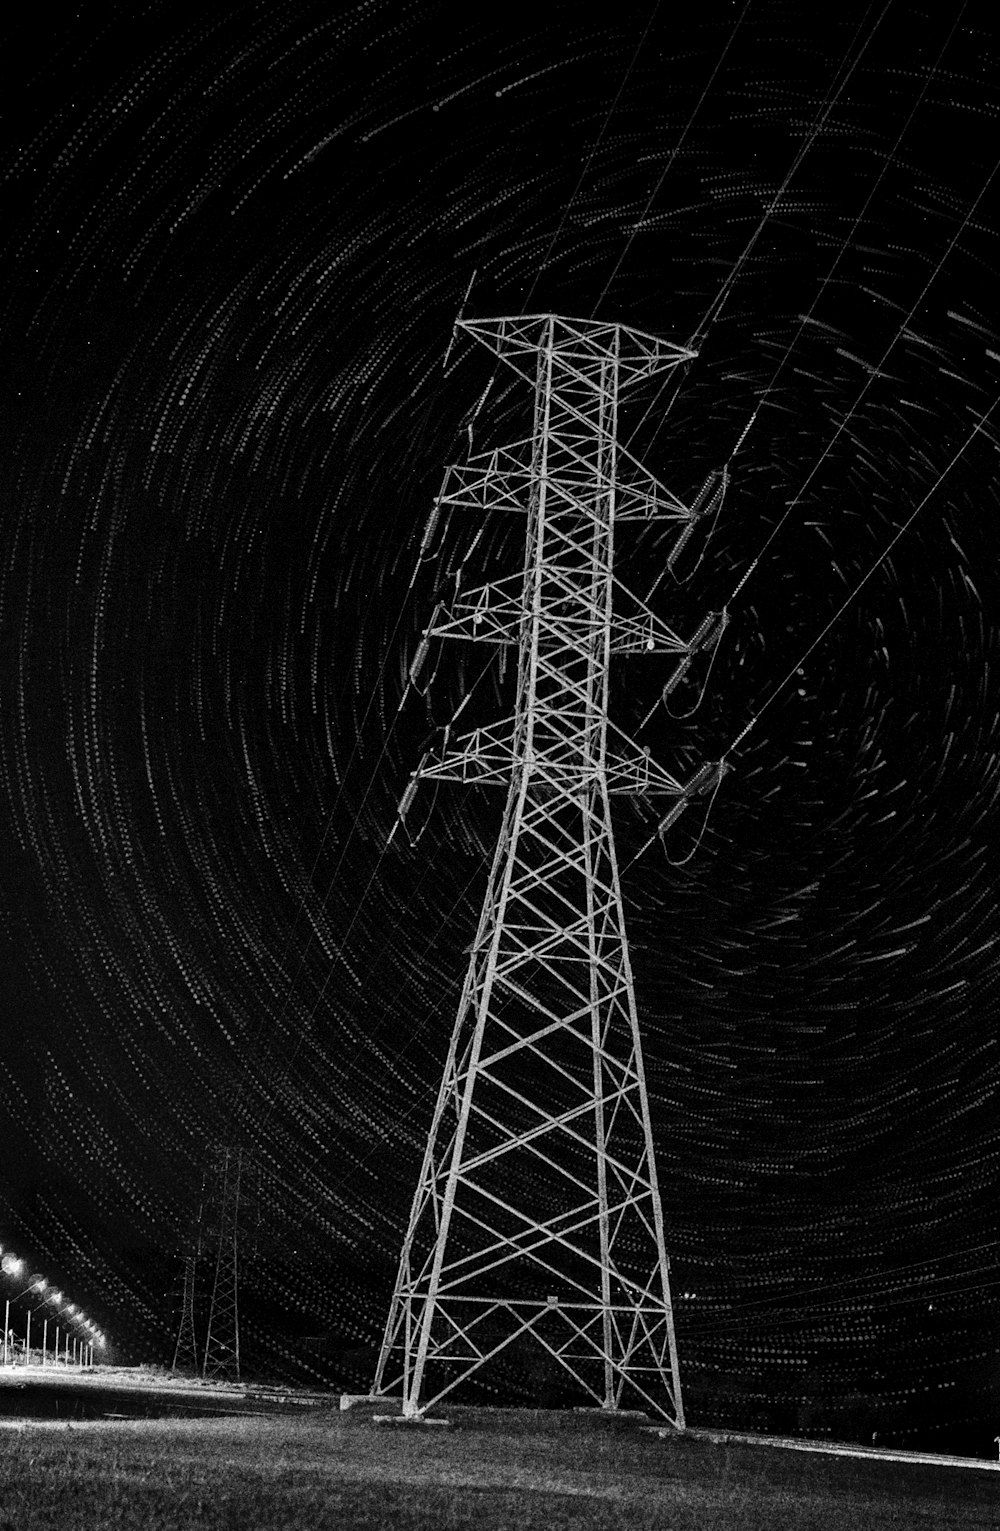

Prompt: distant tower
[202,1145,243,1383]
[373,314,727,1424]
[170,1252,199,1375]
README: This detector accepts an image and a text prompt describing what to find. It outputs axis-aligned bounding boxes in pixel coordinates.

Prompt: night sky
[2,1,999,1446]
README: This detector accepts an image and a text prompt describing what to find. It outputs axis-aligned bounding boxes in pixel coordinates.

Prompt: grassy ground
[0,1407,994,1529]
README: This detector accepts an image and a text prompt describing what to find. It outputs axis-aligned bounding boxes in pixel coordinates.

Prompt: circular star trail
[1,1,999,1440]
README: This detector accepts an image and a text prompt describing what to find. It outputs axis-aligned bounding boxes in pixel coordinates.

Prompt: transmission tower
[373,314,728,1425]
[170,1253,199,1375]
[202,1145,243,1383]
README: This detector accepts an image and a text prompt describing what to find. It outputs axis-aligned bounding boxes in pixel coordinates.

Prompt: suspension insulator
[692,761,727,796]
[690,472,717,515]
[685,762,716,797]
[666,522,695,572]
[398,779,419,821]
[420,502,442,553]
[657,799,689,837]
[662,656,693,698]
[706,609,729,650]
[690,465,728,518]
[688,610,717,649]
[408,638,430,687]
[702,476,727,521]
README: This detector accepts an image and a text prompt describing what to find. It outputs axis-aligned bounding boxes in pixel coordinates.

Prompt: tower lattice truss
[171,1253,198,1375]
[375,314,728,1425]
[202,1145,243,1384]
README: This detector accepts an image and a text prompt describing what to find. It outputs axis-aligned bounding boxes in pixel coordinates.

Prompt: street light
[45,1296,70,1367]
[1,1260,31,1367]
[23,1278,47,1367]
[0,1255,24,1366]
[46,1296,84,1368]
[59,1305,79,1365]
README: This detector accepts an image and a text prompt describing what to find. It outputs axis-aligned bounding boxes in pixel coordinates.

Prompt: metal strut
[374,314,722,1427]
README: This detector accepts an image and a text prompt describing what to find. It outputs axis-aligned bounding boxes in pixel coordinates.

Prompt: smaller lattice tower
[170,1252,199,1375]
[202,1145,244,1383]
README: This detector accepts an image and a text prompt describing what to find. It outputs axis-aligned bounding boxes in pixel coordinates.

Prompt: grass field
[0,1407,994,1529]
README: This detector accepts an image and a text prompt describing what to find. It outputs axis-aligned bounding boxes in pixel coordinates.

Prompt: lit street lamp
[1,1254,25,1366]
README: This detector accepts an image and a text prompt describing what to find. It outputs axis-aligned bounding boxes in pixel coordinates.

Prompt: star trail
[1,1,999,1447]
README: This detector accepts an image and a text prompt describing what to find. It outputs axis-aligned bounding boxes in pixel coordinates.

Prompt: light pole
[59,1305,80,1366]
[18,1277,48,1366]
[1,1254,25,1366]
[43,1292,68,1368]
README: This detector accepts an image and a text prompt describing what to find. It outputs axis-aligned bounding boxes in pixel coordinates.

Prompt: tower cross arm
[612,444,696,522]
[418,719,521,788]
[429,576,523,647]
[603,750,684,796]
[609,578,690,656]
[433,437,700,529]
[426,575,694,655]
[438,440,535,515]
[415,714,688,799]
[456,315,697,391]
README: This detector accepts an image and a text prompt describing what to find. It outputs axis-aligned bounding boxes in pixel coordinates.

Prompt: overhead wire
[722,389,1000,760]
[520,0,663,318]
[620,4,989,865]
[589,0,755,319]
[622,385,1000,874]
[711,0,968,469]
[678,1237,1000,1330]
[684,0,973,624]
[623,0,895,455]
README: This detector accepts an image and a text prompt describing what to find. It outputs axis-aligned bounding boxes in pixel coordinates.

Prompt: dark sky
[1,1,999,1438]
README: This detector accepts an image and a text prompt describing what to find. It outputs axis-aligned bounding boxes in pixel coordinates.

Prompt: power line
[724,391,1000,758]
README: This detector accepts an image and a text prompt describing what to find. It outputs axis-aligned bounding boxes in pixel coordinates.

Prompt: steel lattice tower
[202,1146,242,1383]
[374,314,726,1425]
[170,1253,199,1375]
